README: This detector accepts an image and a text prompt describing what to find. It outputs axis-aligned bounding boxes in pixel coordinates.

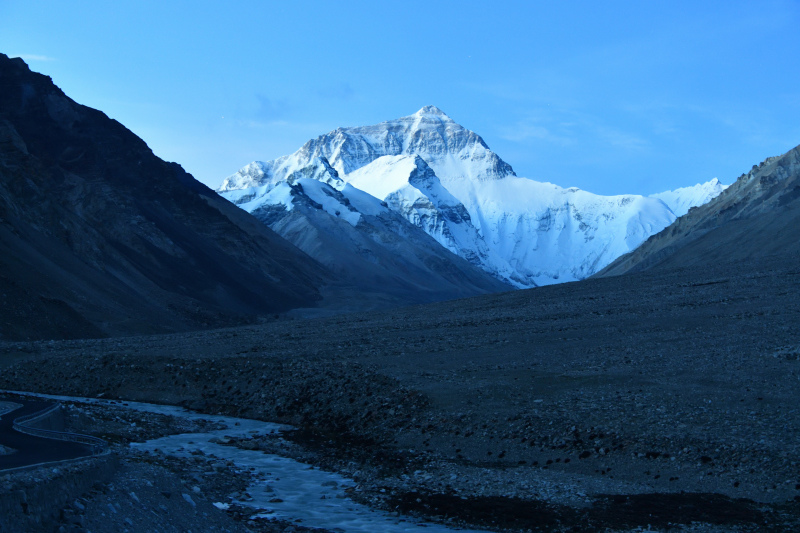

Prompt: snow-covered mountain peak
[218,161,269,192]
[411,105,457,126]
[220,107,518,186]
[345,155,450,205]
[215,109,726,289]
[650,178,729,217]
[342,153,512,277]
[218,155,343,194]
[414,105,450,118]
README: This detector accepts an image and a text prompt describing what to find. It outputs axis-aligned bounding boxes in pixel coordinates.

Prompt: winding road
[0,396,97,471]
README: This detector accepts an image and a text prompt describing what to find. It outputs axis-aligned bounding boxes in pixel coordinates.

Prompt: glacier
[218,106,726,288]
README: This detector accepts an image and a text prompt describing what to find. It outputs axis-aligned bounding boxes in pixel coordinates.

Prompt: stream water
[3,391,489,533]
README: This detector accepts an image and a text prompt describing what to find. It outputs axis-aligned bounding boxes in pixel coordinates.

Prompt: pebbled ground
[1,255,800,531]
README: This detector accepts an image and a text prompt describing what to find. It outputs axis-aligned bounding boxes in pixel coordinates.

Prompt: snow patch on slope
[231,182,295,213]
[346,155,422,200]
[297,178,361,226]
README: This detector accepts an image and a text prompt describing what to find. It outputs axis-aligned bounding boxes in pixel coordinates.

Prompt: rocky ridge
[0,54,330,341]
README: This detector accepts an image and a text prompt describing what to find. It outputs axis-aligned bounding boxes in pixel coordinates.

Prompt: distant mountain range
[219,106,726,287]
[2,52,760,342]
[600,146,800,276]
[0,56,508,340]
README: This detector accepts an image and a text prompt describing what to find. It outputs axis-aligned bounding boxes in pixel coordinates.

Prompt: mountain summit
[415,105,451,117]
[219,106,515,193]
[220,108,724,287]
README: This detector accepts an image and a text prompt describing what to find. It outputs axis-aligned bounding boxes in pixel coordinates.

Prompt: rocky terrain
[2,251,800,531]
[0,53,333,341]
[600,144,800,276]
[0,399,333,532]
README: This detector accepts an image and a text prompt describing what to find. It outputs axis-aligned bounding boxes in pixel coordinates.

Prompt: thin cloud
[463,81,529,102]
[498,108,650,155]
[236,118,329,137]
[317,82,354,101]
[498,121,574,146]
[594,125,649,151]
[237,119,291,129]
[254,94,290,120]
[619,100,708,138]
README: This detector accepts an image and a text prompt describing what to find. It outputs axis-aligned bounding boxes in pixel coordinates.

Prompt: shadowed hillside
[0,54,330,340]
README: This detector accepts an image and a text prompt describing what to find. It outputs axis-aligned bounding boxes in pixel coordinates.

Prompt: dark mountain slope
[599,143,800,276]
[0,54,329,340]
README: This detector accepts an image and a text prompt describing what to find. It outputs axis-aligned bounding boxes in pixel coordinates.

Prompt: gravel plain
[2,256,800,531]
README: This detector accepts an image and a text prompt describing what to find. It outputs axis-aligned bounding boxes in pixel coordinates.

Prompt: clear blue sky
[2,1,799,195]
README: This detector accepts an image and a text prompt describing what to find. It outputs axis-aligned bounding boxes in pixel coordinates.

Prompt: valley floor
[2,255,800,531]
